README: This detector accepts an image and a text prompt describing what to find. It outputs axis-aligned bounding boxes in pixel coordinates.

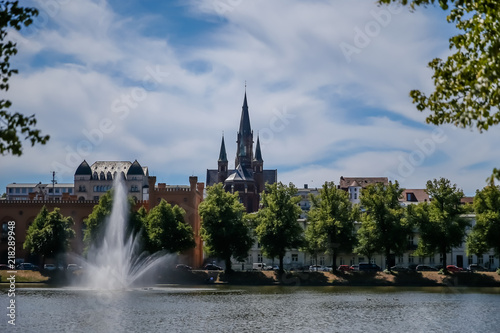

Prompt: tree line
[24,178,500,273]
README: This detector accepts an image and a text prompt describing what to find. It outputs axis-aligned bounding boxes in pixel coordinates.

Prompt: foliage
[467,185,500,257]
[146,199,195,254]
[379,0,500,132]
[256,182,304,273]
[409,178,469,268]
[306,181,358,269]
[199,183,253,272]
[355,181,410,269]
[83,192,113,250]
[0,1,49,155]
[24,206,75,258]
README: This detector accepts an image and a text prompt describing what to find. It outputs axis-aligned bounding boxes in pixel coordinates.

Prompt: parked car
[337,265,352,272]
[18,263,38,271]
[467,264,488,272]
[416,265,438,271]
[204,264,223,271]
[0,264,10,270]
[350,264,359,271]
[44,264,56,271]
[309,265,327,272]
[175,264,192,271]
[446,265,464,272]
[390,265,409,272]
[66,264,81,271]
[358,263,381,272]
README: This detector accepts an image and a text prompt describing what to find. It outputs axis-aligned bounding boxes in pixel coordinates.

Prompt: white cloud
[1,0,494,197]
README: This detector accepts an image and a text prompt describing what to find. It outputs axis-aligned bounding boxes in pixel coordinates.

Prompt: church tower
[206,88,277,213]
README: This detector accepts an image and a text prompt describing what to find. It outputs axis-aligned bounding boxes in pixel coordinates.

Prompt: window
[398,256,403,264]
[292,254,298,262]
[409,255,414,264]
[340,257,345,265]
[418,256,424,264]
[15,188,20,194]
[93,196,99,201]
[489,255,495,267]
[354,193,357,199]
[468,255,473,265]
[358,257,365,264]
[407,193,412,201]
[370,258,376,264]
[257,253,263,262]
[22,188,27,194]
[429,256,435,264]
[478,256,484,265]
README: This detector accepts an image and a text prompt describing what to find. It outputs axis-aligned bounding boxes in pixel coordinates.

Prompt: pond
[4,285,500,332]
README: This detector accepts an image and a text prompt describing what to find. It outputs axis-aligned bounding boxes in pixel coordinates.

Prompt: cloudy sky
[2,0,498,196]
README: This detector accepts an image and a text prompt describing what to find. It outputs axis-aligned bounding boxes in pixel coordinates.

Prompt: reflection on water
[8,286,500,333]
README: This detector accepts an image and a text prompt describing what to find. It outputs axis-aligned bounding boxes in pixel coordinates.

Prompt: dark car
[18,263,38,271]
[468,264,488,272]
[390,265,409,272]
[358,263,381,272]
[416,265,438,271]
[176,264,192,271]
[446,265,464,272]
[204,264,223,271]
[0,264,10,270]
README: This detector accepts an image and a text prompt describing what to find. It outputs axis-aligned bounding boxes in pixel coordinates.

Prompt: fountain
[77,177,170,290]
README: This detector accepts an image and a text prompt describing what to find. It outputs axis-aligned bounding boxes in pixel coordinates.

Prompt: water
[6,286,500,333]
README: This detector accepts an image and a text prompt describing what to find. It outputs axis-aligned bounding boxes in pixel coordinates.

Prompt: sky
[2,0,498,196]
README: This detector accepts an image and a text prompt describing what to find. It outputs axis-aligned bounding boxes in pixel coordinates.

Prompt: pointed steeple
[239,91,252,136]
[218,135,227,162]
[254,136,263,162]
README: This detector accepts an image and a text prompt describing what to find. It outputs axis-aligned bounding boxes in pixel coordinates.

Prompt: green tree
[83,192,113,250]
[199,183,253,272]
[410,178,469,269]
[146,199,195,254]
[355,181,410,270]
[379,0,500,132]
[24,206,75,263]
[83,191,146,252]
[467,185,500,260]
[255,182,304,273]
[306,181,358,270]
[1,1,49,155]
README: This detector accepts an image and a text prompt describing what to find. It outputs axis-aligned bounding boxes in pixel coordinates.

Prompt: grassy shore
[1,269,499,287]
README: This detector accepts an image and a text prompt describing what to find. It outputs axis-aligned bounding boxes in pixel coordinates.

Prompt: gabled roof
[339,176,389,190]
[225,164,254,182]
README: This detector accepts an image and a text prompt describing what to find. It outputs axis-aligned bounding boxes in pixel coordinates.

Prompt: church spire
[254,135,263,162]
[218,135,227,162]
[239,91,252,136]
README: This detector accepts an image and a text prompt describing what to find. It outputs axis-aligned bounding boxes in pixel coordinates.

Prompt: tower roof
[239,92,252,136]
[218,135,228,162]
[127,160,144,176]
[75,160,92,175]
[254,136,263,162]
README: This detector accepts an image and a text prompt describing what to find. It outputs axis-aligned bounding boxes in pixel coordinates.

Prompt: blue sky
[2,0,498,196]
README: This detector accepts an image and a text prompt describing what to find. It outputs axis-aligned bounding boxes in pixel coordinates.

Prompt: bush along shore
[2,269,500,288]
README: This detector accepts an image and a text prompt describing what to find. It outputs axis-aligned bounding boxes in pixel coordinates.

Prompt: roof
[127,160,144,176]
[225,164,254,182]
[75,160,92,175]
[218,136,228,162]
[254,136,263,162]
[239,92,252,136]
[339,176,389,190]
[400,189,429,202]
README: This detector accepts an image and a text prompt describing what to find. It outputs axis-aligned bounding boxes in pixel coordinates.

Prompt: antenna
[51,171,57,201]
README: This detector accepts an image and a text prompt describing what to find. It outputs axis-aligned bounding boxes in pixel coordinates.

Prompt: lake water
[4,285,500,332]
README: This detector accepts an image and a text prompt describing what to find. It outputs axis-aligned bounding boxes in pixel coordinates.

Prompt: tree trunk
[225,256,232,273]
[279,255,284,274]
[332,249,337,271]
[385,247,391,271]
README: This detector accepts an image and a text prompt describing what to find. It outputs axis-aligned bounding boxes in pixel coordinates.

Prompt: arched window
[100,172,105,180]
[107,172,112,180]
